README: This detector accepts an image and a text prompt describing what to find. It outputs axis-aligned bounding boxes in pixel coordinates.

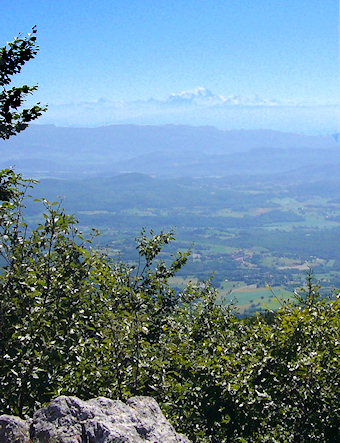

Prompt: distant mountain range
[0,124,338,179]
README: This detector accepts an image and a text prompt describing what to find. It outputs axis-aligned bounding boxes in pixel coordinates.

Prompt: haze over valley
[2,123,340,314]
[1,123,338,178]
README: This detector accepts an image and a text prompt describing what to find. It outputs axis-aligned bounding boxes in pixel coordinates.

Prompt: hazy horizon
[24,119,340,137]
[1,1,338,135]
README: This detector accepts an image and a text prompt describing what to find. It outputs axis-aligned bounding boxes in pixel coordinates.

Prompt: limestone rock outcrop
[0,414,31,443]
[0,395,190,442]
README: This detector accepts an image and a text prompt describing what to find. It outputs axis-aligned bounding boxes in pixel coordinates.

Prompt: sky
[0,0,339,133]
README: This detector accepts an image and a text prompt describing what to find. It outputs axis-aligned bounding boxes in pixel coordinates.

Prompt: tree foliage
[0,26,46,141]
[0,27,46,201]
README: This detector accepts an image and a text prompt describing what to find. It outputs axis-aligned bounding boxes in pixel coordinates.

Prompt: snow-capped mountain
[165,87,279,107]
[167,87,225,105]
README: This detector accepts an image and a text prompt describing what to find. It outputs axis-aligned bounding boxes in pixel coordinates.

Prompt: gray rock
[0,395,190,442]
[0,414,31,442]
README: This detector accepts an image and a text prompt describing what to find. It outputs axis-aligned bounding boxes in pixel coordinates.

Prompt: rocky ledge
[0,395,190,442]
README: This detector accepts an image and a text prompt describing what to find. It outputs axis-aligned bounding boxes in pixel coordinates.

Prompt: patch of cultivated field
[249,207,274,216]
[169,276,199,288]
[218,284,293,313]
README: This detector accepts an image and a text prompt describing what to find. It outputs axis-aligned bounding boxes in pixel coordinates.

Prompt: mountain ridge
[0,124,338,178]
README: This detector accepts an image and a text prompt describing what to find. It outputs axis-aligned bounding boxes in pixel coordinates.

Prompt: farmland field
[26,171,340,314]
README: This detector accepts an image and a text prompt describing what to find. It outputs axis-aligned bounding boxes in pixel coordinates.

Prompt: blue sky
[0,0,339,133]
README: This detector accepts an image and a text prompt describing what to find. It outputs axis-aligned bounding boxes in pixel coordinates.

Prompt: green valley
[27,171,340,315]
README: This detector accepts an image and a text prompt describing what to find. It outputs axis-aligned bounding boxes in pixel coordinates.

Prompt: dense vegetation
[0,30,339,442]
